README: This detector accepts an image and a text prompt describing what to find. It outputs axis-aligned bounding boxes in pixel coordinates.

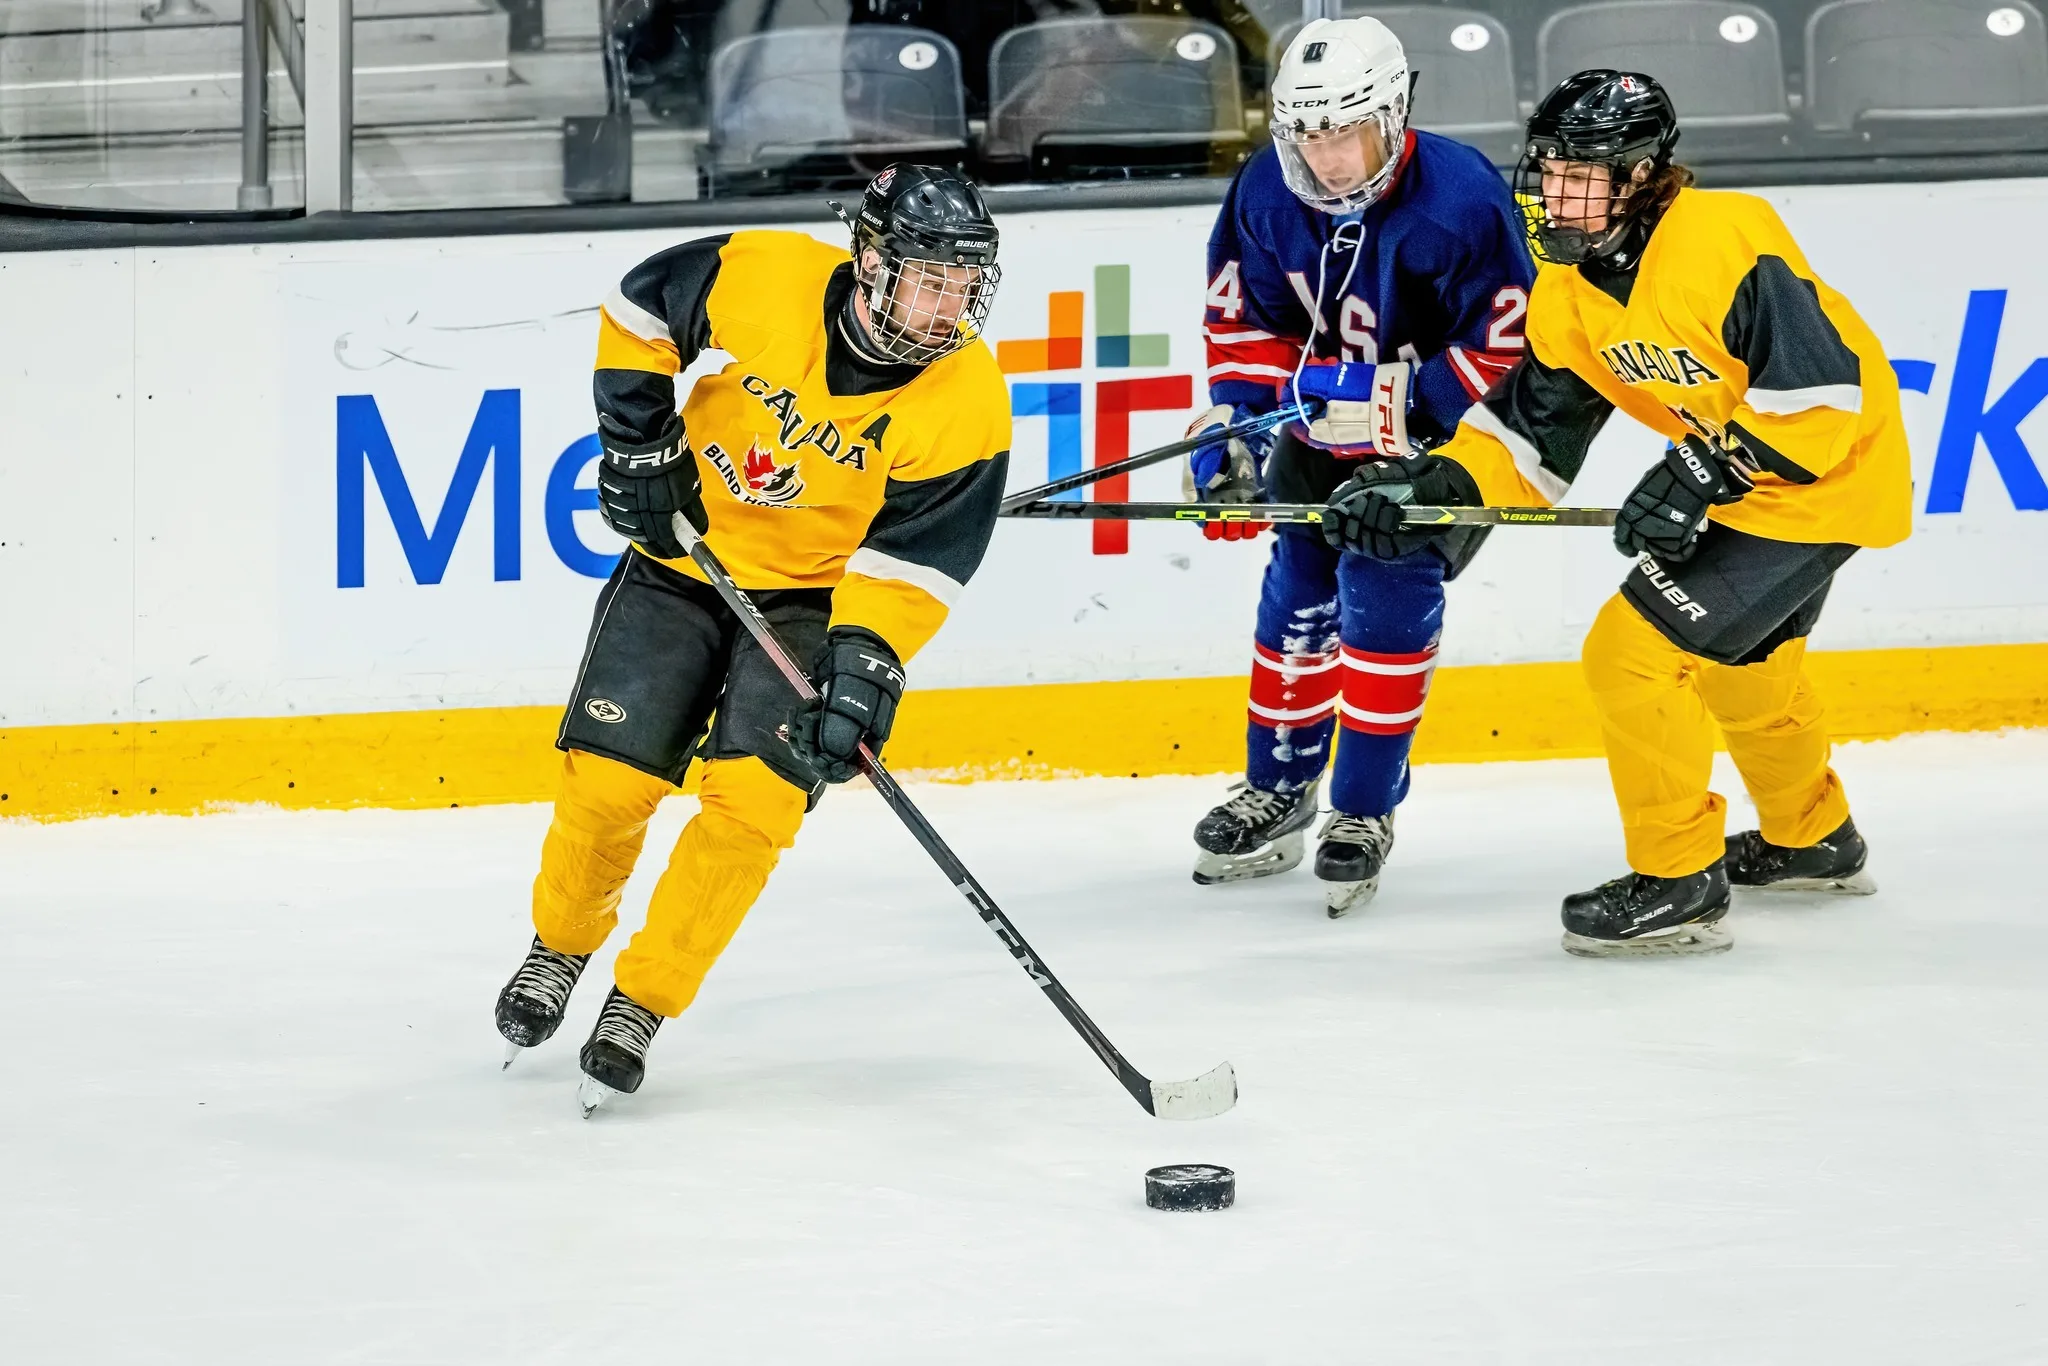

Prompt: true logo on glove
[856,651,908,687]
[585,698,627,723]
[1371,369,1406,459]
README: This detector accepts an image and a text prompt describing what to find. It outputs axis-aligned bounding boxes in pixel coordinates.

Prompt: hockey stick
[997,405,1304,513]
[669,516,1238,1122]
[1002,500,1620,527]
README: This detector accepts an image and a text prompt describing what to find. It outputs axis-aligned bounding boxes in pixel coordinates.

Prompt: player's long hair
[1633,163,1695,222]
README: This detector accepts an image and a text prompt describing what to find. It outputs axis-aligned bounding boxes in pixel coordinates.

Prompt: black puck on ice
[1145,1163,1235,1212]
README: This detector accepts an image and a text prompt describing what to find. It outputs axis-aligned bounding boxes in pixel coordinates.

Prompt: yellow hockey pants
[1581,594,1851,878]
[530,749,807,1017]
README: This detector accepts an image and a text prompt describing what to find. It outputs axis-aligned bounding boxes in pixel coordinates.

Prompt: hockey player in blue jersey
[1187,16,1536,914]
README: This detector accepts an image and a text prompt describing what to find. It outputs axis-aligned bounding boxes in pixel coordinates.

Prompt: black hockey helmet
[836,163,1001,366]
[1514,70,1681,266]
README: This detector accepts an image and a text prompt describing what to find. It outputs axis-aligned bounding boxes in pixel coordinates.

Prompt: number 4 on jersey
[1206,260,1243,321]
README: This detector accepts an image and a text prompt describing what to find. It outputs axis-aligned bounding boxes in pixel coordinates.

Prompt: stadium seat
[983,16,1247,178]
[1539,1,1796,159]
[1806,0,2048,153]
[1266,8,1523,166]
[704,25,968,196]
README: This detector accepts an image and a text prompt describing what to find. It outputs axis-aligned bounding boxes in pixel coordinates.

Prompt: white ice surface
[4,732,2047,1364]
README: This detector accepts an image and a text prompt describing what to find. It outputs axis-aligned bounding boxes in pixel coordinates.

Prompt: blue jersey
[1203,132,1536,446]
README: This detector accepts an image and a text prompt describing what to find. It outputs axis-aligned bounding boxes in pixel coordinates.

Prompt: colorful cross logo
[998,265,1191,554]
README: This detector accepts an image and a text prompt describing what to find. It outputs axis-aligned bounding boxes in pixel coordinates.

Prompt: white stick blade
[1150,1061,1237,1120]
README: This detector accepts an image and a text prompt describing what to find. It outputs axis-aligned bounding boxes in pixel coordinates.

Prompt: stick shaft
[1002,500,1619,527]
[672,529,1168,1115]
[997,408,1298,513]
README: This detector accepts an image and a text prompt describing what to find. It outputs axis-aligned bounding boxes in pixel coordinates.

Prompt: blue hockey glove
[1290,359,1414,458]
[1183,403,1277,541]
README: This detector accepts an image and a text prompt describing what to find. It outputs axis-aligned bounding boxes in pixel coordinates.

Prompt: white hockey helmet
[1270,17,1411,214]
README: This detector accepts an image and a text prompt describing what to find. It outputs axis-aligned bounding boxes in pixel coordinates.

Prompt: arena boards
[4,183,2048,818]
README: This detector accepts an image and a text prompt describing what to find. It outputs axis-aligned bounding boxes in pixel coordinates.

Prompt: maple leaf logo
[741,438,804,504]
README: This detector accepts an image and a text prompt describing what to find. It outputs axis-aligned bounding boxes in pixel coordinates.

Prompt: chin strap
[836,288,900,370]
[1594,181,1676,271]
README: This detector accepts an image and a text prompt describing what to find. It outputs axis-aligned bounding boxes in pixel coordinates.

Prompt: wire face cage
[858,254,1002,365]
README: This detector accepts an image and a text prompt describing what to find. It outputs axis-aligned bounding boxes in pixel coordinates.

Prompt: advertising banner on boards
[277,185,2048,722]
[3,179,2044,736]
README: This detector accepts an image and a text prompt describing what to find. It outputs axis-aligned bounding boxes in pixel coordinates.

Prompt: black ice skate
[1725,818,1875,895]
[1560,861,1733,958]
[496,935,592,1067]
[577,986,664,1116]
[1315,811,1394,918]
[1192,778,1321,885]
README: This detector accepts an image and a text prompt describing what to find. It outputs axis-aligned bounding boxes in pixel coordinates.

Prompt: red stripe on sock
[1336,645,1437,734]
[1249,642,1341,725]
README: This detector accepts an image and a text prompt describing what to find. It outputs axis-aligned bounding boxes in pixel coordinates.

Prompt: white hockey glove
[1292,360,1413,458]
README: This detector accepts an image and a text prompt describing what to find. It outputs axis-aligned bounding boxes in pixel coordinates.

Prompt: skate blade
[577,1075,618,1118]
[1739,867,1877,896]
[1192,833,1305,886]
[1323,875,1382,919]
[1562,922,1733,958]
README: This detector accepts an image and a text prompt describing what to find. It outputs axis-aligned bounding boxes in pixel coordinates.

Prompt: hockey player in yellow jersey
[1316,72,1911,956]
[492,165,1011,1104]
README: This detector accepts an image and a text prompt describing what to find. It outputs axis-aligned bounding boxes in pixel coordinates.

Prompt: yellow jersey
[593,229,1012,660]
[1439,188,1911,548]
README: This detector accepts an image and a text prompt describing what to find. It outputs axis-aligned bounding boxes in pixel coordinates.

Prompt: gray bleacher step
[0,9,515,137]
[0,0,497,36]
[508,44,605,95]
[0,119,703,211]
[0,69,611,138]
[0,10,510,95]
[540,0,602,44]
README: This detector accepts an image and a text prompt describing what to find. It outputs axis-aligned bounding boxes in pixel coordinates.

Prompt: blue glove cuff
[1292,360,1379,405]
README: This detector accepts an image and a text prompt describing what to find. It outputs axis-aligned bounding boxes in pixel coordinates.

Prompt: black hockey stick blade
[1003,500,1619,527]
[997,406,1303,513]
[669,516,1237,1121]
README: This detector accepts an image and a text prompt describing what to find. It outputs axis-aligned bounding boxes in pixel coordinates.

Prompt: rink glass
[6,3,2048,216]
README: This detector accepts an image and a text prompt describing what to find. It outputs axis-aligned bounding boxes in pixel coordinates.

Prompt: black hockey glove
[1321,454,1482,561]
[1614,435,1753,563]
[787,628,906,785]
[596,415,707,561]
